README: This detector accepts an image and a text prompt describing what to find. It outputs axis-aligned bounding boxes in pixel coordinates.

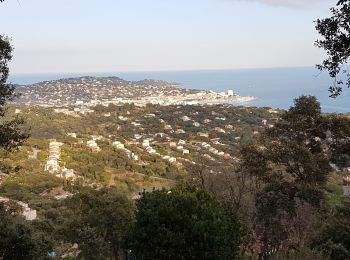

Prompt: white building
[168,157,177,163]
[45,140,64,173]
[0,197,37,221]
[67,133,77,138]
[181,116,191,122]
[177,146,184,151]
[112,141,125,149]
[87,140,101,152]
[45,158,61,173]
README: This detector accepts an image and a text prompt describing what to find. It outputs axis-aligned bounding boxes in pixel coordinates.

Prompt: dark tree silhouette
[316,0,350,97]
[127,185,242,260]
[241,96,350,258]
[0,2,28,150]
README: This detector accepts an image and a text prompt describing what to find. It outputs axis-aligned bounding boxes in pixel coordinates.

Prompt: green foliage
[314,199,350,259]
[316,0,350,97]
[60,188,135,259]
[240,96,349,258]
[127,184,242,260]
[0,35,28,150]
[0,204,52,260]
[0,172,61,202]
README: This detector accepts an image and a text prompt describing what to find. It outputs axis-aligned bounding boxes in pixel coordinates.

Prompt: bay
[8,67,350,113]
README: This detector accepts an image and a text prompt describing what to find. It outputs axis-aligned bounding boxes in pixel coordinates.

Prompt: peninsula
[13,76,256,107]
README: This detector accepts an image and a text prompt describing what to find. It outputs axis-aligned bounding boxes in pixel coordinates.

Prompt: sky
[1,0,338,74]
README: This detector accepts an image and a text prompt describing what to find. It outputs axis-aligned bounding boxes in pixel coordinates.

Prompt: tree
[240,96,350,259]
[0,3,28,150]
[0,204,52,260]
[314,199,350,260]
[315,0,350,97]
[127,185,242,260]
[61,188,135,260]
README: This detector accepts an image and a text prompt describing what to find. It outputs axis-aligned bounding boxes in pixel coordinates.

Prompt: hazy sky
[1,0,337,74]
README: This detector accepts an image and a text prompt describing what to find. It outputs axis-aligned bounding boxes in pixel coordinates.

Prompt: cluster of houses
[201,142,231,159]
[112,141,139,161]
[38,104,280,186]
[169,140,190,155]
[44,140,76,180]
[142,139,158,155]
[45,140,63,173]
[15,75,256,108]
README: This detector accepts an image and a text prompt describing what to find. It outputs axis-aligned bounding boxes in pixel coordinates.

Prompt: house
[198,132,209,138]
[183,149,190,155]
[193,122,200,127]
[145,113,156,118]
[203,154,214,161]
[59,168,77,180]
[67,133,77,138]
[48,140,63,160]
[134,134,143,140]
[18,201,37,221]
[181,116,191,122]
[87,140,101,152]
[118,116,128,121]
[91,135,104,141]
[45,140,64,173]
[203,119,211,124]
[215,127,226,133]
[0,197,37,221]
[168,157,177,163]
[131,153,139,161]
[142,140,150,148]
[177,146,184,151]
[131,122,141,126]
[146,147,156,154]
[178,140,186,145]
[169,142,177,148]
[112,141,125,149]
[227,90,234,96]
[176,129,186,134]
[54,191,73,200]
[155,133,166,138]
[45,158,61,173]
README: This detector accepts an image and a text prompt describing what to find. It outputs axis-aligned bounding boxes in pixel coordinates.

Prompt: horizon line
[10,65,318,76]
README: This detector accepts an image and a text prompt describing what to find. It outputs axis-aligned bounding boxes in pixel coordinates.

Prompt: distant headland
[12,76,256,107]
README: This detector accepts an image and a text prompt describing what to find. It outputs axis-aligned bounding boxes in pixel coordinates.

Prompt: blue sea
[8,67,350,113]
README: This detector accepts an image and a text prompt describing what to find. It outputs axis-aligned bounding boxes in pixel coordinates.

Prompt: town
[13,76,256,107]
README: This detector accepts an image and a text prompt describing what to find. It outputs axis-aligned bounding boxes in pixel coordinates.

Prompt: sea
[8,67,350,113]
